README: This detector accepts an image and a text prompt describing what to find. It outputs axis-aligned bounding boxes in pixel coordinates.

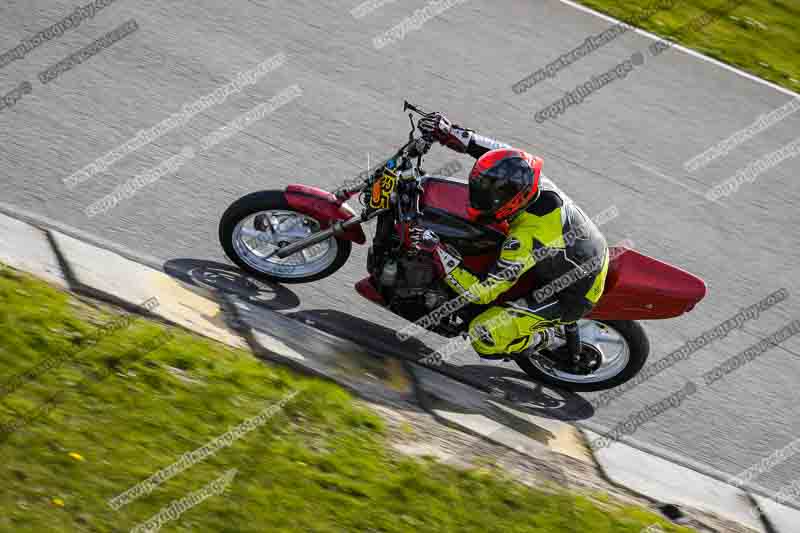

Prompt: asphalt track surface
[1,0,799,498]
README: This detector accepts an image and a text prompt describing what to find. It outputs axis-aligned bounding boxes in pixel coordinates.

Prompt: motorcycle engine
[395,255,435,293]
[369,248,450,321]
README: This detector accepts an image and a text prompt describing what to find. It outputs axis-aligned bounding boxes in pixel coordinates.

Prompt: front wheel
[513,320,649,392]
[219,191,351,284]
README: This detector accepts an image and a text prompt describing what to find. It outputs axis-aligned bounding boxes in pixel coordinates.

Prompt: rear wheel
[513,319,648,392]
[219,191,351,283]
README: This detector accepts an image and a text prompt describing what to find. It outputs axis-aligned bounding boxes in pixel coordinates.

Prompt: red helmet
[466,148,542,222]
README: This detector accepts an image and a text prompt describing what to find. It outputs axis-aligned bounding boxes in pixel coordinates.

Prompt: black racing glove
[409,227,462,278]
[418,113,472,153]
[418,113,452,140]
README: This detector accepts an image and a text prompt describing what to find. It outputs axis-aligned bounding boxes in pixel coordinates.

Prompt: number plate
[370,168,397,209]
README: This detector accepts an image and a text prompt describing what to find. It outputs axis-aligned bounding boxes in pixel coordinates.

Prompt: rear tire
[219,191,351,284]
[513,319,649,392]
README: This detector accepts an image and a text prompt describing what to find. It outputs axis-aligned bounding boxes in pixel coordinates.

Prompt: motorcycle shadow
[163,258,301,311]
[463,366,594,421]
[286,309,594,422]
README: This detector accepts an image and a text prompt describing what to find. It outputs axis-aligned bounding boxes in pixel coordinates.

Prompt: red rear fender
[588,247,707,320]
[284,184,366,244]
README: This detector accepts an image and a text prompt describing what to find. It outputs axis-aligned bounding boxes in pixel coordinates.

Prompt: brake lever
[403,100,432,117]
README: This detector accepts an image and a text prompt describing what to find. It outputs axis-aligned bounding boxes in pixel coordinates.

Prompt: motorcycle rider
[415,113,609,359]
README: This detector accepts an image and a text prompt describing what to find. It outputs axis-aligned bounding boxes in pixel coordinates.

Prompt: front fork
[366,212,397,280]
[273,207,387,260]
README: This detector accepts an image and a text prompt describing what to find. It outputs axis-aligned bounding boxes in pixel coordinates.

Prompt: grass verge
[575,0,800,92]
[0,263,693,532]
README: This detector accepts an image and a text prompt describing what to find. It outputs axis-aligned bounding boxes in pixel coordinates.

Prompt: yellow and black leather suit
[440,128,609,357]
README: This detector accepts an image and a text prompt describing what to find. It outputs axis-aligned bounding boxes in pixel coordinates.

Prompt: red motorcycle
[219,102,707,391]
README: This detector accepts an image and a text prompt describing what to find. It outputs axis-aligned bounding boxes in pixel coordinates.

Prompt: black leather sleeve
[465,131,513,159]
[441,126,513,159]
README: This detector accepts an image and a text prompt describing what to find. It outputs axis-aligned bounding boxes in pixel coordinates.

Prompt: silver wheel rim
[231,210,338,278]
[529,320,630,384]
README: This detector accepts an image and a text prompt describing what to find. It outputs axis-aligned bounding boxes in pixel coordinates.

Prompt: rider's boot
[504,329,554,362]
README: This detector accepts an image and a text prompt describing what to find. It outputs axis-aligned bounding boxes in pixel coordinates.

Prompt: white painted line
[553,0,800,98]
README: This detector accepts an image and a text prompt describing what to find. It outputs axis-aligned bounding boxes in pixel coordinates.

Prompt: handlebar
[335,101,437,199]
[286,101,438,257]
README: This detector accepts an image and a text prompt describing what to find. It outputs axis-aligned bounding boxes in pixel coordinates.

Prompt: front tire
[219,191,351,284]
[513,319,649,392]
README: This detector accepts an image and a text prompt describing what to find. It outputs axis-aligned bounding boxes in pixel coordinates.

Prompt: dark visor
[469,157,532,213]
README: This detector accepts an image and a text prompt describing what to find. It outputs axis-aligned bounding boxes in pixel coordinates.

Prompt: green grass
[0,263,694,533]
[575,0,800,92]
